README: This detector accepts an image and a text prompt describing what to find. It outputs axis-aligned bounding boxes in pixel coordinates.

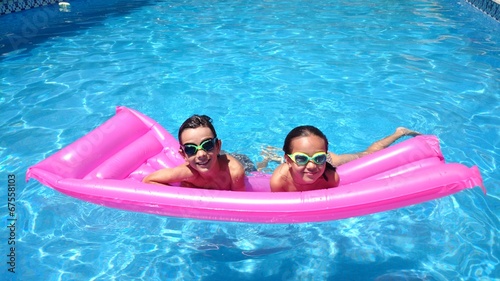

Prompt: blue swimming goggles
[287,152,327,166]
[181,138,218,157]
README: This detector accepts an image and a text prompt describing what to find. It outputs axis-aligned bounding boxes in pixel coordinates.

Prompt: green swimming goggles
[181,138,218,157]
[287,152,328,166]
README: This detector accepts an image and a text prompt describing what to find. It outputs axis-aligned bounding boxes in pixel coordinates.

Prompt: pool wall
[2,0,499,20]
[0,0,58,15]
[467,0,500,20]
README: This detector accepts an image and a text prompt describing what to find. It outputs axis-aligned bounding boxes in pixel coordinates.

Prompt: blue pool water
[1,0,499,279]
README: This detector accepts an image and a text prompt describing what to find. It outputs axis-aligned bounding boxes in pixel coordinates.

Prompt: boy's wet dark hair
[178,115,217,143]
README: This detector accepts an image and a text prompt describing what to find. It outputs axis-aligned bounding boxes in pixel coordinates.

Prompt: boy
[143,115,246,191]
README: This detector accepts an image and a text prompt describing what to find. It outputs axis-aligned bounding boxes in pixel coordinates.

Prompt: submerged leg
[256,146,283,171]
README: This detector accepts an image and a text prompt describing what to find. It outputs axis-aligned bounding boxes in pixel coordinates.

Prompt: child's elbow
[142,175,153,184]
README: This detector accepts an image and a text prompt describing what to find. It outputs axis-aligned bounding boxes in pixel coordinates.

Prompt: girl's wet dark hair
[178,115,217,143]
[283,125,336,179]
[283,125,328,154]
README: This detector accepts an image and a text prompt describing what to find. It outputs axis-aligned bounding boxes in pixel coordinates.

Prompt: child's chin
[301,175,320,184]
[195,159,212,171]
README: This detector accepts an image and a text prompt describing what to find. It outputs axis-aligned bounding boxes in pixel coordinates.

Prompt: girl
[270,126,419,192]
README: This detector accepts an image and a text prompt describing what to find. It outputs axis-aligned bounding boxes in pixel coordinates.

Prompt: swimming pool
[1,0,499,279]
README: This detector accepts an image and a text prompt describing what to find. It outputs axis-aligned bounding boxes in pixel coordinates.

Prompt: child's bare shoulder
[270,164,290,192]
[225,154,245,173]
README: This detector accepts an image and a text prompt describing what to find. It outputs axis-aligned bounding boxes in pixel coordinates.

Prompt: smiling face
[286,135,328,186]
[179,127,221,174]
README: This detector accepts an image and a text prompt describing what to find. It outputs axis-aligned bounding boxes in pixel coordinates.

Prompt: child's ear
[216,139,222,150]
